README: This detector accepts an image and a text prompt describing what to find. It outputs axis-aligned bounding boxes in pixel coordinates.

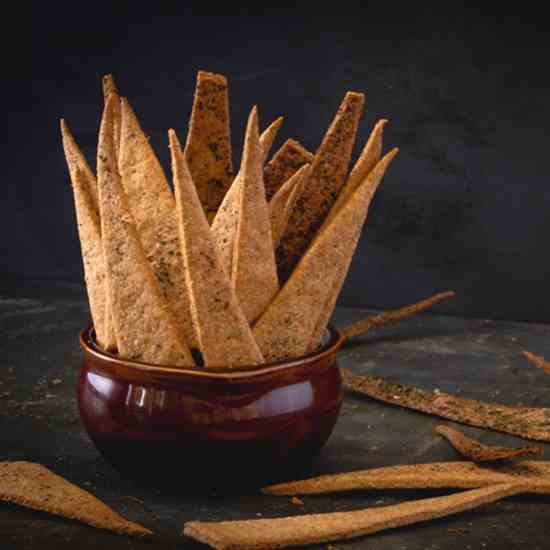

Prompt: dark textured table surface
[1,281,549,549]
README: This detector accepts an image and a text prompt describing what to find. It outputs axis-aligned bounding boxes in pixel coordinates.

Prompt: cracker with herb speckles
[102,74,121,159]
[184,484,523,550]
[262,461,550,496]
[232,107,279,324]
[341,369,550,443]
[264,138,314,200]
[170,130,264,368]
[211,116,283,275]
[269,163,311,249]
[0,462,152,538]
[253,149,397,362]
[276,92,365,282]
[119,97,197,348]
[99,97,194,366]
[184,71,233,221]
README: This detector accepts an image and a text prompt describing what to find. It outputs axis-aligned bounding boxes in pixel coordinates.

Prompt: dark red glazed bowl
[77,327,344,492]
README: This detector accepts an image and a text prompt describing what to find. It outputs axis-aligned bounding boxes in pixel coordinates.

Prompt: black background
[12,7,549,322]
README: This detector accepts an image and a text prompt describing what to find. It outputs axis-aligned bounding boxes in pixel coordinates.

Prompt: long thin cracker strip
[99,97,193,366]
[212,117,283,275]
[276,92,365,282]
[263,138,314,201]
[262,461,550,496]
[69,169,116,350]
[341,369,550,443]
[254,150,397,362]
[0,462,151,537]
[436,425,543,462]
[523,351,550,375]
[340,290,456,341]
[170,130,264,368]
[184,70,233,220]
[102,74,121,160]
[269,164,311,249]
[232,107,279,324]
[119,97,196,348]
[184,484,522,550]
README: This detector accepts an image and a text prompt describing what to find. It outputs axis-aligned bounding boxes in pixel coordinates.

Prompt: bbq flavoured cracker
[523,351,550,375]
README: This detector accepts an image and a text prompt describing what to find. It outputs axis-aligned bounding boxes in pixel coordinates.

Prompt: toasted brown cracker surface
[276,92,365,282]
[98,97,193,366]
[263,138,314,200]
[231,107,279,324]
[102,74,121,160]
[0,462,152,537]
[119,97,196,348]
[184,71,233,220]
[170,130,264,368]
[342,369,550,442]
[269,164,310,249]
[212,117,283,275]
[254,149,396,362]
[523,351,550,375]
[184,484,522,550]
[69,169,116,350]
[262,461,550,496]
[436,425,543,462]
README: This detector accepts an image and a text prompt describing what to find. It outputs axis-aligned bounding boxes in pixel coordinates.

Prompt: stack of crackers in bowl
[61,71,397,370]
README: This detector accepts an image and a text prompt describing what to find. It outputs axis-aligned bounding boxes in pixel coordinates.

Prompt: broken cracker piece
[0,461,151,537]
[212,116,283,276]
[341,369,550,443]
[262,460,550,496]
[264,138,314,201]
[170,129,264,368]
[523,351,550,375]
[435,425,543,462]
[98,96,193,366]
[276,91,366,282]
[102,74,121,160]
[184,70,233,220]
[184,484,522,550]
[253,149,397,362]
[231,107,279,324]
[119,97,196,348]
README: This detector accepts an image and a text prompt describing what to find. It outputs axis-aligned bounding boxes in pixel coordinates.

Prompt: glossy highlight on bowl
[77,326,344,491]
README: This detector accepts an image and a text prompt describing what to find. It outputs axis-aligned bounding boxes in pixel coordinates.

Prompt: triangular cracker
[232,107,279,324]
[102,74,121,160]
[169,130,264,369]
[254,149,398,362]
[119,97,196,348]
[276,92,365,282]
[263,138,314,200]
[269,163,311,248]
[0,462,151,537]
[99,96,193,366]
[211,116,283,275]
[184,70,233,220]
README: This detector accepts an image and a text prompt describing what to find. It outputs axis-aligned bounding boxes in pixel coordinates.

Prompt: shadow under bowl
[77,327,344,493]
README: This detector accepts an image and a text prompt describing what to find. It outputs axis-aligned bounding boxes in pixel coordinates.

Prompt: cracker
[262,460,550,496]
[341,369,550,443]
[231,107,279,324]
[119,97,196,348]
[184,484,522,549]
[170,130,264,368]
[276,92,365,282]
[69,168,116,350]
[212,116,283,275]
[269,164,311,249]
[183,70,233,220]
[436,425,543,462]
[98,97,193,366]
[253,149,397,362]
[263,138,314,200]
[102,74,121,159]
[0,462,151,537]
[523,351,550,375]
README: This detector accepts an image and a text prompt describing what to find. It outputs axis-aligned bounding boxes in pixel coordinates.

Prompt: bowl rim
[79,325,344,383]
